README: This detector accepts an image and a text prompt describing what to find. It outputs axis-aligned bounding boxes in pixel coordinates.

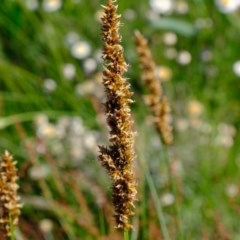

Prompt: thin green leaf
[150,17,197,37]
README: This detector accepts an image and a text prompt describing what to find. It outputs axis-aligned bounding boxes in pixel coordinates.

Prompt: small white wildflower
[70,145,85,161]
[55,117,71,138]
[43,78,57,92]
[84,133,97,151]
[34,114,49,127]
[83,58,97,74]
[218,123,236,137]
[123,9,136,20]
[26,0,39,10]
[29,165,51,180]
[161,192,175,206]
[42,0,62,12]
[71,117,85,134]
[163,32,178,46]
[175,1,189,14]
[226,184,239,198]
[39,219,54,233]
[233,60,240,77]
[65,32,80,46]
[150,0,174,14]
[215,124,236,148]
[155,65,172,81]
[62,63,76,80]
[71,41,91,59]
[176,118,189,132]
[187,100,204,117]
[37,123,56,138]
[75,81,95,96]
[164,47,178,59]
[177,50,192,65]
[215,0,240,13]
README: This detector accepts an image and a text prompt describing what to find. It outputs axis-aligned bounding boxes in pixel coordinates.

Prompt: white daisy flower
[42,0,62,12]
[71,41,91,60]
[215,0,240,13]
[233,60,240,76]
[150,0,174,14]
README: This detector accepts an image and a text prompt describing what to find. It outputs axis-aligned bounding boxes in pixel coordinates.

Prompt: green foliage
[0,0,240,239]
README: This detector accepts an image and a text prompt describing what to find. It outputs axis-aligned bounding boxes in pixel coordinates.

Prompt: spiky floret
[98,0,137,229]
[0,151,21,238]
[134,30,173,145]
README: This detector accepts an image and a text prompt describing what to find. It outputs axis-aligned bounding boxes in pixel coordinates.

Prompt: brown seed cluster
[134,30,173,145]
[98,0,137,229]
[0,151,21,238]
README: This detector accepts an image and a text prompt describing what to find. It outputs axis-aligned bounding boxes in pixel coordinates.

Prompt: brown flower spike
[0,151,21,238]
[134,30,173,145]
[98,0,137,229]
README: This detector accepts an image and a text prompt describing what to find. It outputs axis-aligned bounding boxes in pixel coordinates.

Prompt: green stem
[144,167,170,240]
[140,181,148,240]
[99,208,106,235]
[124,230,130,240]
[161,147,183,240]
[137,129,170,240]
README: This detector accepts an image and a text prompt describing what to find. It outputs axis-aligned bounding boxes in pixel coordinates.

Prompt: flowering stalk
[134,31,182,237]
[134,30,173,145]
[0,151,21,239]
[98,0,137,230]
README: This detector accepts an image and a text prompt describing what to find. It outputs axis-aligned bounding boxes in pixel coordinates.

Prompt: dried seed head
[98,0,137,229]
[134,30,173,145]
[0,151,22,238]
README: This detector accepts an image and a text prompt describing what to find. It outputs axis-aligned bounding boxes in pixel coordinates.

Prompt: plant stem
[124,230,130,240]
[99,208,106,235]
[161,147,183,240]
[144,166,170,240]
[137,128,170,240]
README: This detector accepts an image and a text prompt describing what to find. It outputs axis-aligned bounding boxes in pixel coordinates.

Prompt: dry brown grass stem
[0,150,21,239]
[134,30,173,145]
[98,0,137,229]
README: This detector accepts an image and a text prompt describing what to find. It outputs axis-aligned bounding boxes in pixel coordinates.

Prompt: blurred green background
[0,0,240,239]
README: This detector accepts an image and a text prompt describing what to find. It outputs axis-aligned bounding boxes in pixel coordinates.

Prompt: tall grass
[0,0,240,239]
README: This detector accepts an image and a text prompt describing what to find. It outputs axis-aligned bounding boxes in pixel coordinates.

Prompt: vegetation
[0,0,240,239]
